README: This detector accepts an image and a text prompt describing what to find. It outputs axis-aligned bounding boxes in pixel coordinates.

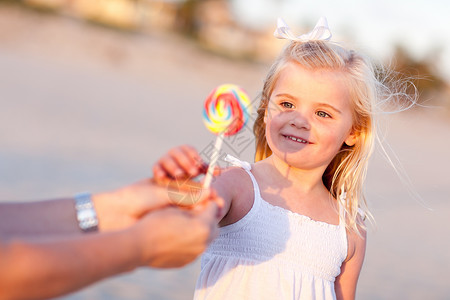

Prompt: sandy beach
[1,5,449,299]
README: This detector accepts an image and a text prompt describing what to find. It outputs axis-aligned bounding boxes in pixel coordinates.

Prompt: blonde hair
[253,41,395,233]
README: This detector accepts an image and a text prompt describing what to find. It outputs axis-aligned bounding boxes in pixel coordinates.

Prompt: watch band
[74,193,99,232]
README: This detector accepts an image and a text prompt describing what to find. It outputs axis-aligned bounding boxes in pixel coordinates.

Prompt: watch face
[75,193,98,232]
[78,209,96,220]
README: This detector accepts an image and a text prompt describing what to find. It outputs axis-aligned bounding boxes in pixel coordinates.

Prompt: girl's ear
[263,109,268,124]
[344,129,359,147]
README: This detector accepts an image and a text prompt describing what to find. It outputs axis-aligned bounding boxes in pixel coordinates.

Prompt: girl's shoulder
[214,166,253,195]
[213,166,255,226]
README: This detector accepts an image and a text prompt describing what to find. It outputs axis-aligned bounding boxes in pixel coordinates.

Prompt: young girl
[153,17,404,299]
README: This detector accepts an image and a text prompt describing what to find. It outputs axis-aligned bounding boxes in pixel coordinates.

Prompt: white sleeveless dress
[194,156,348,300]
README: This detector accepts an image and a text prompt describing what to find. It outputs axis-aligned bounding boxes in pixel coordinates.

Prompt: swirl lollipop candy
[202,84,251,136]
[202,84,251,188]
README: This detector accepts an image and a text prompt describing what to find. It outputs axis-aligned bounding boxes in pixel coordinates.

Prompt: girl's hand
[152,145,207,181]
[152,145,223,209]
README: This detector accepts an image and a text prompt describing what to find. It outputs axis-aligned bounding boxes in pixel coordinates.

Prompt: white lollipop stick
[203,132,224,189]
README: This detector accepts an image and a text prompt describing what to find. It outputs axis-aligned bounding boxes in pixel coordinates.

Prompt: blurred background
[0,0,449,299]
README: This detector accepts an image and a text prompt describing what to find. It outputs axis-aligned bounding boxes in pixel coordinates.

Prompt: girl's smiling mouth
[282,134,312,144]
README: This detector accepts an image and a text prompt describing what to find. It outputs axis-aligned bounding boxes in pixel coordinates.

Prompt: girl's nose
[289,112,311,130]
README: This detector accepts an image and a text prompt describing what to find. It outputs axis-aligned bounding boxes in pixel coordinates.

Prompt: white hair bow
[274,17,332,42]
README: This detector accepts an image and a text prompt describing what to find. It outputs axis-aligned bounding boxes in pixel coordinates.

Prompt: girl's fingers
[153,164,169,180]
[199,164,223,178]
[179,145,204,167]
[158,153,186,178]
[153,145,221,180]
[171,146,203,177]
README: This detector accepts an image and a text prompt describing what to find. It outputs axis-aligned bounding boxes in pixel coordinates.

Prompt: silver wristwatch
[74,193,99,232]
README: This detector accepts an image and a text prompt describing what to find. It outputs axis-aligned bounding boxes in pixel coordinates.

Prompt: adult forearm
[0,199,80,239]
[0,200,219,299]
[0,229,141,300]
[0,180,175,238]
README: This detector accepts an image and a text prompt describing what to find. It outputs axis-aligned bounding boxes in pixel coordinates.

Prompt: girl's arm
[334,226,367,300]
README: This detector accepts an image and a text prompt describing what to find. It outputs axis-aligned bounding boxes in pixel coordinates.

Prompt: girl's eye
[280,102,294,109]
[316,111,331,118]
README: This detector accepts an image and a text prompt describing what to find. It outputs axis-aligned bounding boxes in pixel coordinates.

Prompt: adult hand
[131,200,220,268]
[94,146,215,231]
[93,179,222,232]
[0,199,221,300]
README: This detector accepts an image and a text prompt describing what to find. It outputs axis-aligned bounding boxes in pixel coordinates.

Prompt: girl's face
[265,62,357,170]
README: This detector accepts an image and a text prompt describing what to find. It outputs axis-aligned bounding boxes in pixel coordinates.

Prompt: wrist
[91,191,119,232]
[92,188,137,232]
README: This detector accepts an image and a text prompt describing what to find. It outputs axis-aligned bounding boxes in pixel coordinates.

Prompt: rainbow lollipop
[202,84,251,188]
[202,84,251,136]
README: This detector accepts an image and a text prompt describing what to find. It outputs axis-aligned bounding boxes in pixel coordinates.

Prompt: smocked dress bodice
[193,156,348,300]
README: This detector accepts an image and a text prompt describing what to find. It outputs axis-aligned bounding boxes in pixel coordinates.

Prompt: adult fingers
[196,201,220,224]
[196,202,220,242]
[194,189,224,217]
[186,202,219,245]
